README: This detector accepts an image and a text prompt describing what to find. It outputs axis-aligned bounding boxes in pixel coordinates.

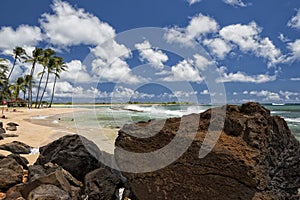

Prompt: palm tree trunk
[38,71,50,108]
[28,61,36,108]
[7,55,17,80]
[35,70,45,108]
[49,75,57,108]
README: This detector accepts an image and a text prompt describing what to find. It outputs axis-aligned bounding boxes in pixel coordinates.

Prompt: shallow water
[30,104,300,152]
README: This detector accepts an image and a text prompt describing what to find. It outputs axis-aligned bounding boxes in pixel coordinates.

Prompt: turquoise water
[264,104,300,140]
[41,104,300,140]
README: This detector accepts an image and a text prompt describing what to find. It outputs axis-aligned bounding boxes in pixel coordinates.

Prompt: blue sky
[0,0,299,104]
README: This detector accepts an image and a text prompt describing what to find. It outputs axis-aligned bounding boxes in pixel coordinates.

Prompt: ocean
[30,104,300,150]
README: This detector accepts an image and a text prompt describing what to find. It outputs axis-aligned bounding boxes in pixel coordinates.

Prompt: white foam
[31,115,49,120]
[30,148,39,155]
[124,105,205,117]
[284,118,300,123]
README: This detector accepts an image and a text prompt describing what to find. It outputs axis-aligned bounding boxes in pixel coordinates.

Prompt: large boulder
[27,184,71,200]
[84,168,122,200]
[0,158,23,191]
[7,154,29,170]
[0,141,32,154]
[35,134,112,181]
[115,102,300,200]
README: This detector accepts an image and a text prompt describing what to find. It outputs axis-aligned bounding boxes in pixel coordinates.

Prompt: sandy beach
[0,106,116,164]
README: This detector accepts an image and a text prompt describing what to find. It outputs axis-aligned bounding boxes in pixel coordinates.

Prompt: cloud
[290,77,300,81]
[278,33,290,43]
[0,25,43,53]
[223,0,247,7]
[200,90,209,95]
[249,90,281,101]
[163,60,203,82]
[288,9,300,29]
[60,60,91,83]
[111,86,155,100]
[164,14,219,46]
[186,0,202,5]
[203,38,231,58]
[217,66,276,83]
[135,40,168,69]
[286,39,300,61]
[91,58,141,84]
[279,91,299,100]
[40,1,140,84]
[40,0,115,46]
[220,22,283,66]
[192,54,215,70]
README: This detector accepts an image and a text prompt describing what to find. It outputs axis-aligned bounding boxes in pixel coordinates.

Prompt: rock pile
[0,102,299,200]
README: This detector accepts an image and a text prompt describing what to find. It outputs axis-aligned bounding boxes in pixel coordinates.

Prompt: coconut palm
[49,56,67,108]
[0,61,9,102]
[38,56,57,108]
[8,47,27,80]
[26,48,43,108]
[9,77,25,100]
[35,48,55,108]
[22,75,31,101]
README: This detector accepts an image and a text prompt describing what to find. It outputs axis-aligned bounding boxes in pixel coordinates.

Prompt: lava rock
[84,167,122,200]
[6,126,17,131]
[115,102,300,200]
[0,158,23,191]
[27,184,71,200]
[7,154,29,170]
[6,122,19,127]
[0,141,32,154]
[35,134,112,181]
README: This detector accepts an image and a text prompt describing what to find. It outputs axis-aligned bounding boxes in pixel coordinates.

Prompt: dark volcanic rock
[7,154,29,170]
[0,127,5,134]
[0,141,32,154]
[115,102,300,200]
[0,158,23,191]
[84,168,122,200]
[22,169,72,198]
[7,122,19,127]
[27,184,71,200]
[35,134,112,181]
[6,126,17,131]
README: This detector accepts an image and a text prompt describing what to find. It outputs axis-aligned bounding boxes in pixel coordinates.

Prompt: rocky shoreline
[0,102,300,199]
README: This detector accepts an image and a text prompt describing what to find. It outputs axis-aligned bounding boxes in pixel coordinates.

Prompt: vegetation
[0,46,68,108]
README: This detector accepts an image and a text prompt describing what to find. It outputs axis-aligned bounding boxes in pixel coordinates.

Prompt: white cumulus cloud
[287,39,300,62]
[0,25,43,54]
[223,0,247,7]
[249,90,281,101]
[135,40,168,69]
[163,60,203,82]
[288,9,300,29]
[220,22,283,66]
[217,66,276,83]
[164,14,219,46]
[203,38,232,59]
[40,0,115,46]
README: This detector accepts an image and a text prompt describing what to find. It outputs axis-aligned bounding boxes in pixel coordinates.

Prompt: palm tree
[35,48,55,108]
[22,75,31,101]
[26,48,43,108]
[49,56,67,108]
[0,61,9,103]
[38,56,57,108]
[8,47,26,80]
[9,77,25,100]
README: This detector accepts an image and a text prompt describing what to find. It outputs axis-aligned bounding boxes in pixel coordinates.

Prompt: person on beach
[1,100,7,115]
